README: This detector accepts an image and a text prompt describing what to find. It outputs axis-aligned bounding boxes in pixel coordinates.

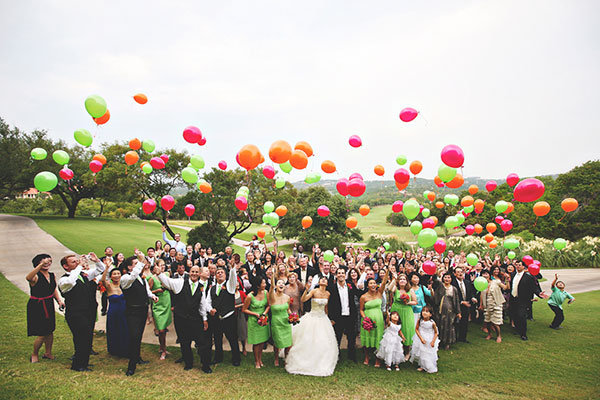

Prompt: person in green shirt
[548,274,575,330]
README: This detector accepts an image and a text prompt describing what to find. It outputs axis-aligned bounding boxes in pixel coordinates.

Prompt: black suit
[328,280,359,361]
[510,271,542,338]
[452,278,475,342]
[293,266,317,286]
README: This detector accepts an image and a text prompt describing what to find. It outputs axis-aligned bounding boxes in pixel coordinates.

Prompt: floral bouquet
[400,293,410,305]
[362,317,376,332]
[288,312,300,325]
[257,314,269,326]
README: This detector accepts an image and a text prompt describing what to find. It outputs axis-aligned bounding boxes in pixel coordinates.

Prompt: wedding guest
[242,277,270,369]
[452,267,476,343]
[360,269,389,367]
[433,272,461,350]
[375,311,406,371]
[410,306,440,373]
[548,273,575,330]
[509,261,547,341]
[479,269,507,343]
[161,225,186,254]
[100,262,128,357]
[147,259,172,360]
[234,280,248,356]
[284,272,304,315]
[390,274,417,360]
[268,273,292,366]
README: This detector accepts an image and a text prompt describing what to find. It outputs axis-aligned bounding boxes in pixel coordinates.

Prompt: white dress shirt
[162,232,186,254]
[120,261,155,299]
[158,273,210,319]
[57,260,106,294]
[512,271,524,298]
[337,282,350,316]
[458,279,466,299]
[205,269,237,319]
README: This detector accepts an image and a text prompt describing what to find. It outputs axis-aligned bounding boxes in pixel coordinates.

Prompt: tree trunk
[98,199,104,217]
[68,203,77,218]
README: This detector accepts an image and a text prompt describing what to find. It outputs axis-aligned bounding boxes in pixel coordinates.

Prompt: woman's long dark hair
[250,275,266,296]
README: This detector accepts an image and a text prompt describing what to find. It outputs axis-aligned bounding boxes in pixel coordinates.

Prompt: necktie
[216,285,221,296]
[78,275,84,283]
[191,281,197,295]
[460,281,465,298]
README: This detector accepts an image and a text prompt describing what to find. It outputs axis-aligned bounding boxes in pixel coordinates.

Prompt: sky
[1,0,599,183]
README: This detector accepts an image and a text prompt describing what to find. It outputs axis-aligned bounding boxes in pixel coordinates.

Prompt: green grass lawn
[1,273,598,399]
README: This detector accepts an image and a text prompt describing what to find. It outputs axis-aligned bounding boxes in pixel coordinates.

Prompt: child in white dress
[375,311,406,371]
[410,306,440,373]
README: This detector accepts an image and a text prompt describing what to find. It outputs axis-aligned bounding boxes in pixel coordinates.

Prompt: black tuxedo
[328,280,359,361]
[293,266,317,285]
[208,282,240,365]
[452,278,475,342]
[510,271,543,338]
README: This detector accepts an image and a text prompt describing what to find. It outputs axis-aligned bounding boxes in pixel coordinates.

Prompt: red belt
[30,295,54,319]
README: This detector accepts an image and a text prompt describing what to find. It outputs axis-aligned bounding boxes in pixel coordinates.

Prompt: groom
[328,268,358,362]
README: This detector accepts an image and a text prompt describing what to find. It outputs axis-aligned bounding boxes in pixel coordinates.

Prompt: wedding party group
[25,230,575,377]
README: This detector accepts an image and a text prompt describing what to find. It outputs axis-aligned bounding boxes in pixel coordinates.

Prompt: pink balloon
[236,153,242,167]
[506,173,519,187]
[142,199,156,214]
[150,157,165,169]
[183,126,202,144]
[422,260,436,275]
[89,160,103,173]
[197,137,207,146]
[434,239,446,254]
[495,215,505,224]
[348,178,366,197]
[160,195,175,211]
[440,144,464,168]
[317,205,330,217]
[422,218,435,229]
[218,160,227,170]
[465,224,475,235]
[513,178,545,203]
[500,219,513,232]
[394,168,410,184]
[234,196,248,211]
[392,201,404,213]
[349,173,364,181]
[462,211,469,217]
[336,178,349,196]
[184,204,195,217]
[160,154,169,164]
[485,180,497,192]
[419,205,424,213]
[523,255,533,266]
[475,208,483,214]
[399,107,418,122]
[59,168,74,181]
[262,165,275,179]
[528,264,540,276]
[437,183,445,188]
[348,135,362,148]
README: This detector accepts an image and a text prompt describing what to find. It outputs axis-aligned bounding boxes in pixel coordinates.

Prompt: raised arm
[301,287,314,303]
[157,272,184,294]
[26,257,48,286]
[84,253,106,281]
[226,268,237,294]
[551,273,558,289]
[377,269,389,294]
[57,265,83,293]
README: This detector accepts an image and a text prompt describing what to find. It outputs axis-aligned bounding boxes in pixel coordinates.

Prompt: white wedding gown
[285,298,339,376]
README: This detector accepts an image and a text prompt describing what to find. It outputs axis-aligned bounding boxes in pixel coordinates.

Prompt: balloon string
[533,216,538,227]
[558,213,566,222]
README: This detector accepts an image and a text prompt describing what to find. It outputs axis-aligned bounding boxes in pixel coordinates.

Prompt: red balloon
[336,178,349,196]
[513,178,545,203]
[150,157,165,169]
[235,196,248,211]
[399,107,418,122]
[89,160,103,173]
[160,195,175,211]
[348,135,362,148]
[422,218,435,229]
[528,263,540,276]
[184,204,195,217]
[500,219,513,232]
[465,224,475,235]
[434,239,446,254]
[422,261,436,275]
[317,205,330,217]
[506,173,519,187]
[485,180,497,192]
[348,179,366,197]
[392,201,404,213]
[218,160,227,170]
[394,168,410,184]
[142,199,156,214]
[197,137,207,146]
[349,173,364,181]
[183,126,202,144]
[160,154,169,164]
[440,144,464,168]
[495,215,505,224]
[59,168,74,181]
[262,165,275,179]
[523,255,533,266]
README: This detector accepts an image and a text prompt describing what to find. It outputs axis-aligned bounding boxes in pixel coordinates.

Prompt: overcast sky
[1,0,598,183]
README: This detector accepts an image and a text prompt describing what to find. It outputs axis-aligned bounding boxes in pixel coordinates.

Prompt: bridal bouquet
[288,312,300,325]
[362,317,376,332]
[257,314,269,326]
[400,293,410,305]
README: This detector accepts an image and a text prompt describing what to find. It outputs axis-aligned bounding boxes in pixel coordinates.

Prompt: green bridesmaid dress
[247,291,270,345]
[361,298,385,349]
[270,302,292,348]
[148,275,172,330]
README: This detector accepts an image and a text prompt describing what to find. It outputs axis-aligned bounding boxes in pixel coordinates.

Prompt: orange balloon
[346,216,358,229]
[435,201,444,209]
[533,201,551,217]
[133,93,148,104]
[426,192,436,201]
[430,216,438,226]
[445,173,464,189]
[129,138,142,151]
[359,205,370,216]
[94,109,110,125]
[484,233,494,243]
[409,160,423,175]
[124,151,139,166]
[468,185,479,195]
[474,199,485,210]
[461,195,474,207]
[321,160,336,174]
[238,144,261,170]
[275,205,288,217]
[301,216,313,229]
[561,198,578,213]
[93,154,107,165]
[199,181,212,193]
[474,223,483,234]
[374,165,385,176]
[259,154,265,164]
[257,229,266,239]
[486,223,497,234]
[395,180,409,191]
[489,240,498,249]
[505,202,514,214]
[434,176,443,187]
[269,140,292,164]
[294,141,313,157]
[289,149,308,169]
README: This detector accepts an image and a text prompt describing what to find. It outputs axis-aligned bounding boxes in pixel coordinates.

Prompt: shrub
[187,222,230,252]
[366,234,410,252]
[515,230,534,242]
[386,212,408,227]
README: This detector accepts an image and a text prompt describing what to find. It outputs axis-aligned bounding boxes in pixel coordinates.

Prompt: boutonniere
[221,285,227,291]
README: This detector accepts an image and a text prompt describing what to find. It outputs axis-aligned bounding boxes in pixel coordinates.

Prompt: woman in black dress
[26,254,64,362]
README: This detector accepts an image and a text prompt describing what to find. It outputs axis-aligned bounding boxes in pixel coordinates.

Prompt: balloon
[374,165,385,176]
[84,95,107,118]
[323,250,334,262]
[383,242,390,251]
[399,107,418,122]
[160,195,175,211]
[468,185,478,195]
[528,264,540,276]
[141,163,153,174]
[523,255,533,266]
[30,148,47,160]
[561,198,578,213]
[74,129,93,147]
[485,180,497,192]
[321,160,336,173]
[403,199,420,220]
[460,196,474,207]
[346,216,358,229]
[59,167,74,181]
[505,202,514,214]
[474,199,485,211]
[484,233,494,243]
[430,216,439,226]
[348,179,366,197]
[533,201,551,217]
[392,201,403,213]
[294,141,313,157]
[473,277,488,292]
[422,261,436,275]
[409,160,423,175]
[279,161,293,173]
[89,160,103,173]
[410,221,423,235]
[121,151,137,166]
[133,93,148,104]
[466,253,478,267]
[128,138,142,150]
[495,215,505,224]
[275,178,286,188]
[198,180,212,193]
[262,165,275,179]
[396,155,407,165]
[417,228,437,248]
[444,216,459,229]
[52,150,69,165]
[395,180,409,191]
[349,173,364,181]
[465,225,475,235]
[348,135,362,148]
[184,204,195,217]
[33,171,58,192]
[506,173,519,187]
[440,144,464,168]
[434,239,446,254]
[238,144,261,170]
[150,157,165,169]
[394,168,410,184]
[257,229,266,239]
[359,205,370,216]
[93,109,110,125]
[189,155,204,170]
[181,167,198,183]
[464,205,474,213]
[490,240,498,248]
[507,251,516,260]
[142,140,155,153]
[264,201,275,213]
[474,224,483,234]
[427,192,436,201]
[275,205,288,217]
[269,140,292,164]
[183,126,202,144]
[495,200,508,213]
[267,212,279,227]
[197,137,207,146]
[445,173,464,189]
[435,201,444,209]
[438,165,457,183]
[455,213,465,225]
[289,149,308,169]
[486,223,497,234]
[503,238,520,250]
[500,219,513,232]
[160,154,169,164]
[421,208,431,218]
[336,179,349,196]
[422,218,435,229]
[513,178,545,203]
[554,238,567,250]
[433,176,443,187]
[233,196,247,211]
[142,199,156,214]
[302,216,313,229]
[304,172,321,184]
[218,160,227,170]
[444,194,459,206]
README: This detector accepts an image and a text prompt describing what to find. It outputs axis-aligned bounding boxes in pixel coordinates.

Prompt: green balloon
[280,161,292,173]
[553,238,567,250]
[30,148,47,160]
[74,129,93,147]
[445,216,459,229]
[503,238,520,250]
[396,155,407,165]
[423,191,430,199]
[438,165,457,183]
[262,214,269,224]
[455,213,465,225]
[410,220,423,235]
[181,167,199,183]
[323,250,334,262]
[417,228,438,248]
[267,212,279,227]
[421,208,431,218]
[142,140,155,153]
[466,253,478,267]
[34,171,58,192]
[473,276,488,292]
[507,251,516,260]
[304,172,321,184]
[52,150,70,165]
[275,178,285,188]
[264,201,275,213]
[190,155,205,170]
[236,191,247,199]
[464,205,474,213]
[403,199,420,220]
[84,95,107,118]
[383,242,390,251]
[444,194,459,206]
[239,186,249,194]
[142,163,153,174]
[495,200,508,213]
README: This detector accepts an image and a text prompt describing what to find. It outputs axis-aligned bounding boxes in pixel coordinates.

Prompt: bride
[285,276,339,376]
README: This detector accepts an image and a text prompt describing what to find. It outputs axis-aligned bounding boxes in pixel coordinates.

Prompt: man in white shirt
[328,268,358,362]
[310,261,334,292]
[161,225,186,254]
[509,261,548,340]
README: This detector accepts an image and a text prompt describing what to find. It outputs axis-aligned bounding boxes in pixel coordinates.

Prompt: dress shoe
[137,359,149,365]
[521,335,528,341]
[90,350,99,355]
[70,355,75,361]
[232,361,240,367]
[175,357,184,363]
[71,367,93,372]
[202,366,213,374]
[184,365,193,371]
[125,369,135,376]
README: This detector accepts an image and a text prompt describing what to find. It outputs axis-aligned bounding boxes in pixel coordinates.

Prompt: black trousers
[333,315,356,360]
[174,314,211,369]
[101,292,108,313]
[457,304,470,341]
[65,311,92,370]
[126,308,147,371]
[212,315,240,364]
[88,304,97,351]
[549,305,564,328]
[510,297,528,337]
